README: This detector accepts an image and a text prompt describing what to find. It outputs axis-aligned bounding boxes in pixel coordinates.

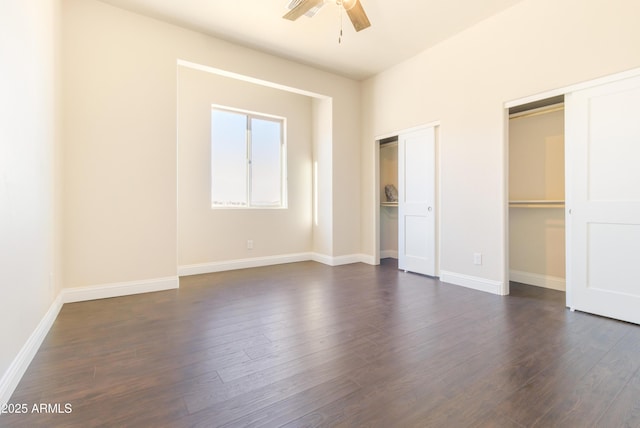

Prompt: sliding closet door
[398,127,435,276]
[566,74,640,324]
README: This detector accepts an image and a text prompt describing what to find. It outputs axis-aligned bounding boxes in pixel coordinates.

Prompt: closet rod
[509,104,564,120]
[380,141,398,148]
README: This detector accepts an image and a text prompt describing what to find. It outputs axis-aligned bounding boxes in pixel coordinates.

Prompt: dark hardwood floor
[2,259,640,427]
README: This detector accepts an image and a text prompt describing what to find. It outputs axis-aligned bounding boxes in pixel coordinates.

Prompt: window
[211,106,286,208]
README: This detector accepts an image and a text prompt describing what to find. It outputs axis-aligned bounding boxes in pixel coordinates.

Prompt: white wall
[62,0,362,290]
[177,67,312,265]
[0,0,60,400]
[361,0,640,292]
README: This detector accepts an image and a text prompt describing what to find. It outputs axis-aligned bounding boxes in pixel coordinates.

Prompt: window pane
[211,110,247,207]
[250,118,282,207]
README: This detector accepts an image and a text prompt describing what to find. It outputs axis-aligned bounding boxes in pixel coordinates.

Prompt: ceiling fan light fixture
[286,0,325,18]
[340,0,357,11]
[304,4,324,18]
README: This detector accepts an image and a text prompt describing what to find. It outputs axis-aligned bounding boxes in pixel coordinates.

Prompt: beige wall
[177,67,313,264]
[361,0,640,289]
[62,0,178,287]
[0,0,60,395]
[312,98,334,256]
[62,0,362,289]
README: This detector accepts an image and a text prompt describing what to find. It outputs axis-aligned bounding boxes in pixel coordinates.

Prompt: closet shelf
[381,202,398,207]
[509,200,565,208]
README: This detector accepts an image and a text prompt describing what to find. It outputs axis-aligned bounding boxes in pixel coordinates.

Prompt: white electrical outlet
[247,240,254,250]
[473,253,482,265]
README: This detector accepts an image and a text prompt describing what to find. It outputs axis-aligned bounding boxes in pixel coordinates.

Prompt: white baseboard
[380,250,398,259]
[178,253,314,276]
[0,294,63,406]
[179,252,374,276]
[440,270,504,295]
[358,254,377,266]
[309,253,333,266]
[510,270,566,291]
[311,253,373,266]
[61,276,179,303]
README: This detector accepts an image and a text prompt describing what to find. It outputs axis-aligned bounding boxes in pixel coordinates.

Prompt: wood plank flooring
[2,259,640,427]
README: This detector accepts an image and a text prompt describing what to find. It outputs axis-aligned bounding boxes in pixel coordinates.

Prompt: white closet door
[566,74,640,324]
[398,127,435,276]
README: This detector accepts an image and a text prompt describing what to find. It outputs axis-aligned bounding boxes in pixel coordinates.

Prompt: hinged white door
[398,127,436,276]
[566,74,640,324]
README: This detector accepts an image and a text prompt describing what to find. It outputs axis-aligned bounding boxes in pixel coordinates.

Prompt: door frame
[373,121,440,274]
[502,66,640,298]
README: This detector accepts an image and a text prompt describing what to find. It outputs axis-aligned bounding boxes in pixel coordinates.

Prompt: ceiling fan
[283,0,371,32]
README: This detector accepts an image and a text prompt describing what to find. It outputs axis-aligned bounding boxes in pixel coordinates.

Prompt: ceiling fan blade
[345,0,371,32]
[283,0,325,21]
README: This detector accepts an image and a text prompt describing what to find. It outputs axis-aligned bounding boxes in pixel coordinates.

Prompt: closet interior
[379,136,398,259]
[508,95,566,290]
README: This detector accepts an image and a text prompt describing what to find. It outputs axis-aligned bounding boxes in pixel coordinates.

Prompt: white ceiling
[98,0,525,80]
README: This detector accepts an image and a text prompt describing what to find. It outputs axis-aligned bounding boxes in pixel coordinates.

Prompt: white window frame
[211,105,287,209]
